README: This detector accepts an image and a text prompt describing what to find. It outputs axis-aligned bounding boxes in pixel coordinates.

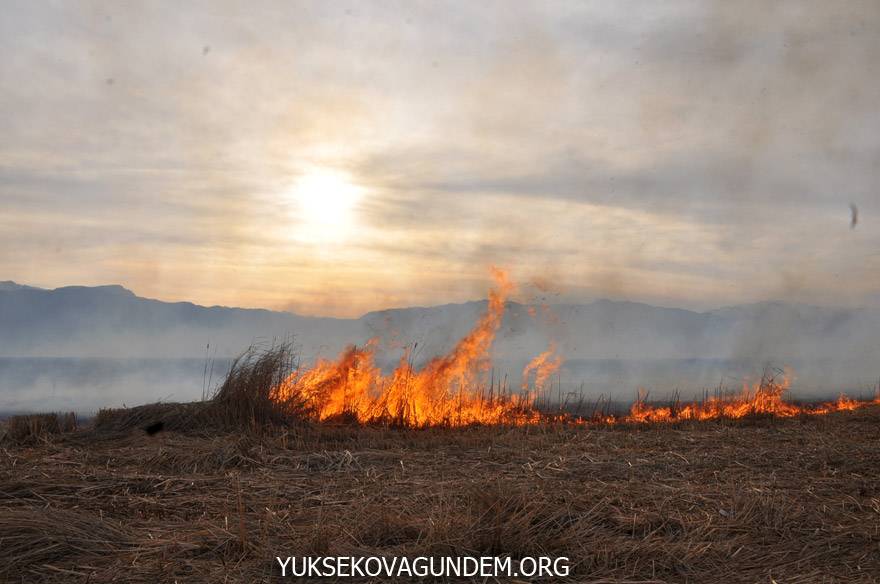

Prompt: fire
[271,270,880,428]
[625,371,879,423]
[273,267,542,426]
[628,371,800,422]
[521,343,562,392]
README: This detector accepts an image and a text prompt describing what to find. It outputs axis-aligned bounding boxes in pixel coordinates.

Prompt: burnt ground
[2,407,880,583]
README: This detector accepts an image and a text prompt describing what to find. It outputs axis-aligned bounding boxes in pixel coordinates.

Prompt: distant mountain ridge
[1,281,878,370]
[0,282,352,358]
[0,281,43,292]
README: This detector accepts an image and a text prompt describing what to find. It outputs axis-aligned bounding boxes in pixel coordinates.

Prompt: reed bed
[90,344,306,436]
[4,412,77,445]
[2,348,878,581]
[2,406,879,582]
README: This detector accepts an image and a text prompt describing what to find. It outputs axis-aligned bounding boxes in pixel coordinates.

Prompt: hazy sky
[1,1,878,316]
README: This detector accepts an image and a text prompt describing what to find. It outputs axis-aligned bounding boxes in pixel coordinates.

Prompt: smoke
[0,358,231,415]
[3,295,879,413]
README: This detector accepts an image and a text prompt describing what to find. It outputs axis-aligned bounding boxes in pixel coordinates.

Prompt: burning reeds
[257,271,880,430]
[270,268,545,427]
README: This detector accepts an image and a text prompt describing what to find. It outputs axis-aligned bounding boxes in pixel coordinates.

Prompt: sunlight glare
[288,168,365,242]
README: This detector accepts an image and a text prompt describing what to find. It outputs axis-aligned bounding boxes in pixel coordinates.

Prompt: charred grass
[1,407,880,583]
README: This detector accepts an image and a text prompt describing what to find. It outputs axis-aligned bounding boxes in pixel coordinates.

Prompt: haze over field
[2,281,878,412]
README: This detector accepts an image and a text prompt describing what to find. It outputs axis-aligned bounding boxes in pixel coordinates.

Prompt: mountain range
[1,280,879,405]
[1,280,878,361]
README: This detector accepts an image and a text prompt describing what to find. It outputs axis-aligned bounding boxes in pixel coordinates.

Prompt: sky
[1,1,878,317]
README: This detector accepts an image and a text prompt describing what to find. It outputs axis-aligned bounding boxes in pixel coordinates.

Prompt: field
[2,405,880,583]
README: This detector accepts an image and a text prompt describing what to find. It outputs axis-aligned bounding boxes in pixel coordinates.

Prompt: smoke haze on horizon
[2,281,880,413]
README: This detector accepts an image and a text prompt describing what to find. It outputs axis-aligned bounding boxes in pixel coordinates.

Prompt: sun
[287,168,365,241]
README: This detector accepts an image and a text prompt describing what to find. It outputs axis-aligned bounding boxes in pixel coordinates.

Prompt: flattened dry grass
[2,407,880,582]
[0,508,135,578]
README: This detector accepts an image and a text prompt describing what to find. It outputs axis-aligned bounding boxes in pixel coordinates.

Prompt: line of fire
[267,269,879,428]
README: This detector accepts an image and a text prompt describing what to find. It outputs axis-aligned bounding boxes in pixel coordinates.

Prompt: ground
[2,407,880,583]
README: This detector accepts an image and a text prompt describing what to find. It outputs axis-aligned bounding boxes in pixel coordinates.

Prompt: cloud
[0,1,878,314]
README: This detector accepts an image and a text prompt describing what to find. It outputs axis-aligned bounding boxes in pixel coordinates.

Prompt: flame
[625,371,878,423]
[271,270,880,428]
[273,267,542,426]
[521,343,563,392]
[628,371,800,422]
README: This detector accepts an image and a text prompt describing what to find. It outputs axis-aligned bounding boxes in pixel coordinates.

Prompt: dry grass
[2,406,880,582]
[92,344,306,436]
[4,413,77,445]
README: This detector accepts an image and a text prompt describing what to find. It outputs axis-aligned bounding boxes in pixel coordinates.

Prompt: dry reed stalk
[235,474,248,551]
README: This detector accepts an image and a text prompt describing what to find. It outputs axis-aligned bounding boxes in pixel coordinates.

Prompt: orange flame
[521,342,563,392]
[624,370,878,423]
[628,371,800,422]
[271,270,880,428]
[273,267,542,426]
